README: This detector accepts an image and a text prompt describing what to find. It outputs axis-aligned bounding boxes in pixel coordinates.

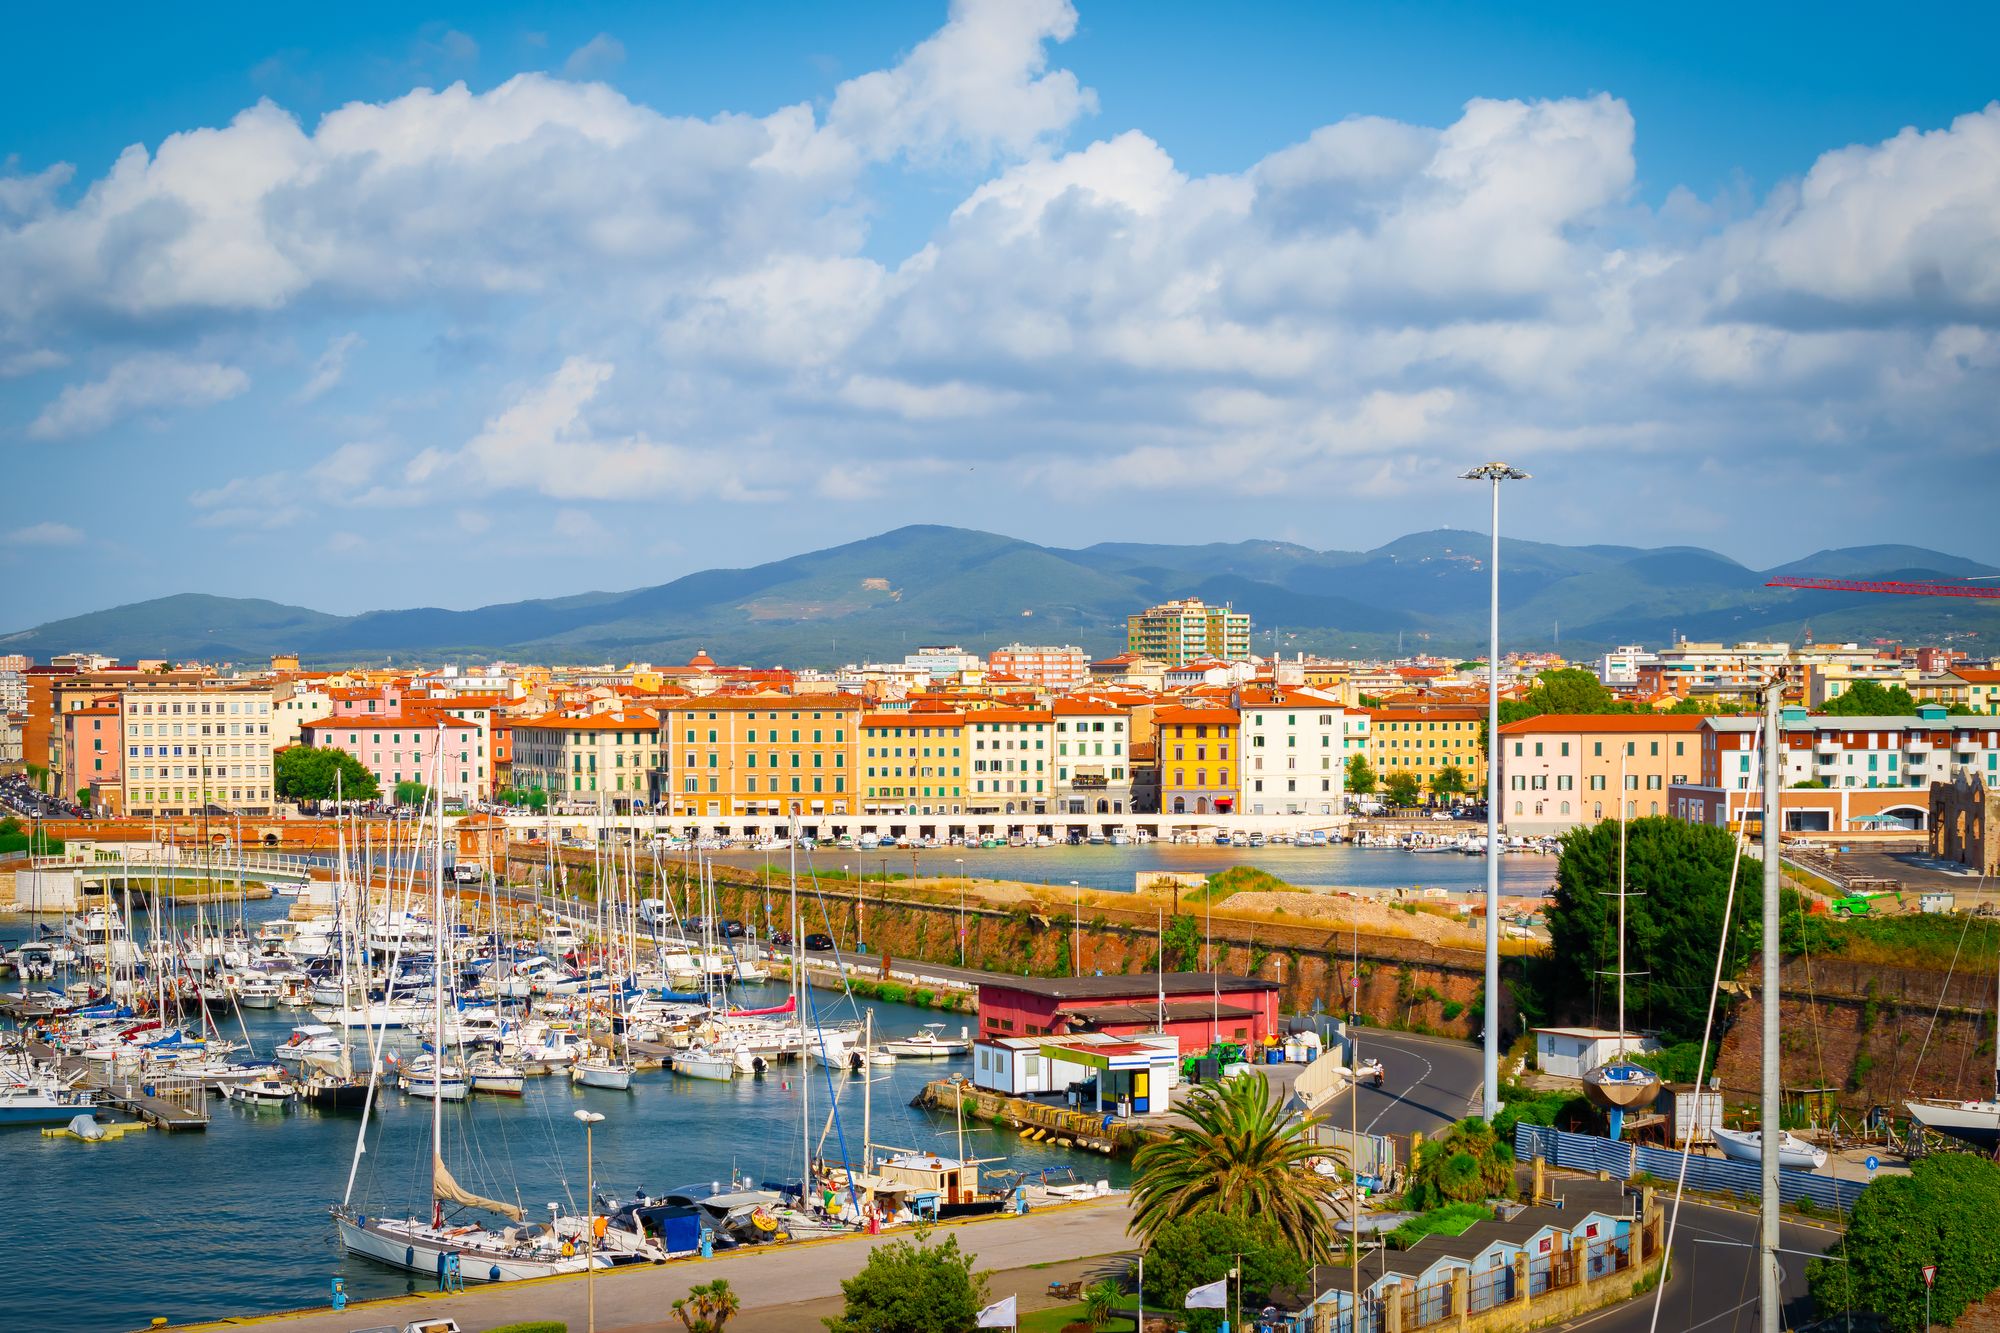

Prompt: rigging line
[1647,821,1752,1333]
[1904,880,1977,1095]
[1787,881,1831,1130]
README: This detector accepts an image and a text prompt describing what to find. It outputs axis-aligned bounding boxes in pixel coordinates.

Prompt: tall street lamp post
[574,1108,605,1333]
[1461,461,1528,1121]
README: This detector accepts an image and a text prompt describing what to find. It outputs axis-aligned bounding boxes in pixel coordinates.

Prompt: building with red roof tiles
[861,712,966,814]
[1365,703,1487,799]
[657,695,864,817]
[963,707,1053,815]
[303,712,484,804]
[507,709,661,813]
[1155,706,1239,814]
[1495,713,1706,833]
[1052,697,1133,814]
[1231,685,1356,817]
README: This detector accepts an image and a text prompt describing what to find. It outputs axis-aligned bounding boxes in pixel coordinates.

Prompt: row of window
[128,699,272,716]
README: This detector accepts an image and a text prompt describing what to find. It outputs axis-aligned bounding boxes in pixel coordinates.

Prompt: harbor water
[1,887,1124,1332]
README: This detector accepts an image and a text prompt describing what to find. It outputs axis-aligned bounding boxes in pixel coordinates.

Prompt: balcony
[1907,736,1932,752]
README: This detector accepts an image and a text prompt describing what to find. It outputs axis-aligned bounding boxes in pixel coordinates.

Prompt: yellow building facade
[657,695,862,816]
[861,713,967,814]
[1365,705,1488,795]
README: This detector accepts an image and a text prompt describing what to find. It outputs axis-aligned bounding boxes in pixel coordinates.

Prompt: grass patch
[1494,1082,1592,1145]
[1387,1202,1495,1249]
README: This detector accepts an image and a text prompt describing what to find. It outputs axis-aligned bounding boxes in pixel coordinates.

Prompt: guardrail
[1513,1123,1868,1212]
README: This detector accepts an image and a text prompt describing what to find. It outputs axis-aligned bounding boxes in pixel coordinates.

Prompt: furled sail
[433,1154,524,1221]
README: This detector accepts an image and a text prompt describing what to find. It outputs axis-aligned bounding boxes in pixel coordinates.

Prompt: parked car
[804,932,835,951]
[717,919,746,939]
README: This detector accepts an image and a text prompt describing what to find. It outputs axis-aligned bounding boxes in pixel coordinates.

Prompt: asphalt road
[1330,1027,1489,1140]
[1555,1199,1842,1333]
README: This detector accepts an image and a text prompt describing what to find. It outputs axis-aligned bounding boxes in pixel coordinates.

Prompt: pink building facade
[301,714,481,802]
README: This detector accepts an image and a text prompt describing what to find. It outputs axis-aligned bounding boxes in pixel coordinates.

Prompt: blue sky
[2,1,1996,625]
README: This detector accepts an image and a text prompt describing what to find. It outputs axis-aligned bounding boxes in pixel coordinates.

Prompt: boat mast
[430,731,447,1195]
[1617,749,1627,1058]
[862,1008,873,1172]
[1757,675,1784,1333]
[792,824,809,1187]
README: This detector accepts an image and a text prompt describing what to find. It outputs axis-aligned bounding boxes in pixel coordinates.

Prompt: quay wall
[1713,955,1998,1113]
[687,872,1506,1041]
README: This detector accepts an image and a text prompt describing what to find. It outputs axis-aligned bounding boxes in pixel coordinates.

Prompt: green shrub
[875,982,907,1005]
[487,1323,567,1333]
[1387,1202,1494,1249]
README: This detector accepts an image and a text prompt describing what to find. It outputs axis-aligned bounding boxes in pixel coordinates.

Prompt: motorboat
[0,1077,96,1128]
[398,1058,470,1102]
[224,1076,297,1111]
[1711,1127,1827,1171]
[1904,1098,2000,1151]
[235,976,282,1009]
[672,1048,735,1081]
[273,1024,344,1065]
[881,1024,971,1058]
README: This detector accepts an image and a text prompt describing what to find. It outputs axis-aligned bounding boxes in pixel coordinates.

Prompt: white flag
[1185,1277,1229,1309]
[976,1295,1017,1328]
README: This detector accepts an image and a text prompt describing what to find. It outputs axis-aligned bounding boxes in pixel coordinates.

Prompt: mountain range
[4,526,1996,667]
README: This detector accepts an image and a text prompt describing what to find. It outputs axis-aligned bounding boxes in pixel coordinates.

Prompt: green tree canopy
[273,746,380,803]
[1540,818,1762,1041]
[1404,1118,1516,1211]
[1141,1212,1308,1333]
[1498,668,1639,728]
[1345,755,1377,796]
[1819,680,1921,716]
[824,1233,985,1333]
[1383,771,1423,808]
[394,780,430,808]
[1809,1153,2000,1332]
[1432,764,1468,797]
[1131,1072,1342,1261]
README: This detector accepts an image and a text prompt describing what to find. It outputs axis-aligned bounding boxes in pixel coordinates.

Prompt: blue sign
[1865,1156,1880,1173]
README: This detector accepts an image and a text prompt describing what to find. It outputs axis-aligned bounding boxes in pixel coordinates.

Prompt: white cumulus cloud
[27,353,248,438]
[4,521,84,547]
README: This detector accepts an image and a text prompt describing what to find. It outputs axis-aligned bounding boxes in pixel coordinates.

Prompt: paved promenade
[173,1197,1134,1333]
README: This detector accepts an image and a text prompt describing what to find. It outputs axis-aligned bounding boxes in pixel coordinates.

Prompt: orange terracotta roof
[969,708,1052,724]
[1365,706,1484,722]
[1496,714,1707,734]
[509,709,658,730]
[304,714,475,730]
[864,712,965,728]
[1154,705,1239,725]
[1053,698,1126,715]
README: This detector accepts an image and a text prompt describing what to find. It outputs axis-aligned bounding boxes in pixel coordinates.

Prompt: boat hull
[569,1064,633,1091]
[334,1213,600,1283]
[1905,1099,2000,1150]
[1711,1127,1827,1171]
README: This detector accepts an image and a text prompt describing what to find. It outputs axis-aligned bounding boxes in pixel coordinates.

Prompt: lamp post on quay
[574,1108,605,1333]
[1460,460,1528,1121]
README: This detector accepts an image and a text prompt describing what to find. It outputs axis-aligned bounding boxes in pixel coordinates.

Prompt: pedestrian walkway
[169,1195,1134,1333]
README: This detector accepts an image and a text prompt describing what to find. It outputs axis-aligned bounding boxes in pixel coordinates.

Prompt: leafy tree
[76,788,91,808]
[1432,765,1468,798]
[1161,912,1201,971]
[1140,1211,1308,1333]
[1791,778,1829,789]
[1542,818,1760,1041]
[1404,1117,1516,1210]
[1819,680,1921,716]
[1131,1072,1343,1261]
[394,780,430,808]
[273,746,380,803]
[1808,1153,2000,1332]
[824,1233,985,1333]
[1499,668,1637,727]
[1345,755,1377,796]
[1383,770,1423,808]
[1455,661,1484,673]
[672,1278,740,1332]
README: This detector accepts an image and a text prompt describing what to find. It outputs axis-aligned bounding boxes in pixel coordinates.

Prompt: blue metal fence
[1513,1123,1869,1212]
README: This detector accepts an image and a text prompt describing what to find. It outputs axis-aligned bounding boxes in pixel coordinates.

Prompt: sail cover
[433,1153,524,1221]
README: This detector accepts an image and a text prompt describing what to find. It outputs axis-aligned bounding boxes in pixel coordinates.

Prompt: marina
[0,824,1143,1332]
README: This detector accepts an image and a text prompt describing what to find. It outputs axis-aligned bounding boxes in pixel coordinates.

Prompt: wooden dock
[24,1039,210,1131]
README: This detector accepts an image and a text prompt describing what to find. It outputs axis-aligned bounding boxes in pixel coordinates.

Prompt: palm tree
[1130,1071,1345,1260]
[1081,1278,1121,1328]
[672,1277,741,1331]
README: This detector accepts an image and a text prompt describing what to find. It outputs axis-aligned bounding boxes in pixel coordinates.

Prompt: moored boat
[1711,1126,1826,1171]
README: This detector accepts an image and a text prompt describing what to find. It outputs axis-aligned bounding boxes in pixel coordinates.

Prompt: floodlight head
[1460,461,1530,481]
[574,1109,605,1125]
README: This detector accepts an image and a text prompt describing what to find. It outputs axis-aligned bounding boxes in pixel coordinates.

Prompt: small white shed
[1532,1027,1658,1079]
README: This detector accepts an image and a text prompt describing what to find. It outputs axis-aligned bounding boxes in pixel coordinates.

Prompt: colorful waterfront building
[1155,705,1239,814]
[657,695,863,817]
[1126,599,1251,668]
[861,712,967,814]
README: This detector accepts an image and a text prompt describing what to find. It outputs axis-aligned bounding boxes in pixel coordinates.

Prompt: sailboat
[335,748,600,1283]
[1906,910,2000,1149]
[1712,1126,1828,1171]
[570,812,636,1091]
[1581,783,1659,1134]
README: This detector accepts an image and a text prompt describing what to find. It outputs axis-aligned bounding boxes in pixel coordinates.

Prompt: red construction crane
[1765,576,2000,600]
